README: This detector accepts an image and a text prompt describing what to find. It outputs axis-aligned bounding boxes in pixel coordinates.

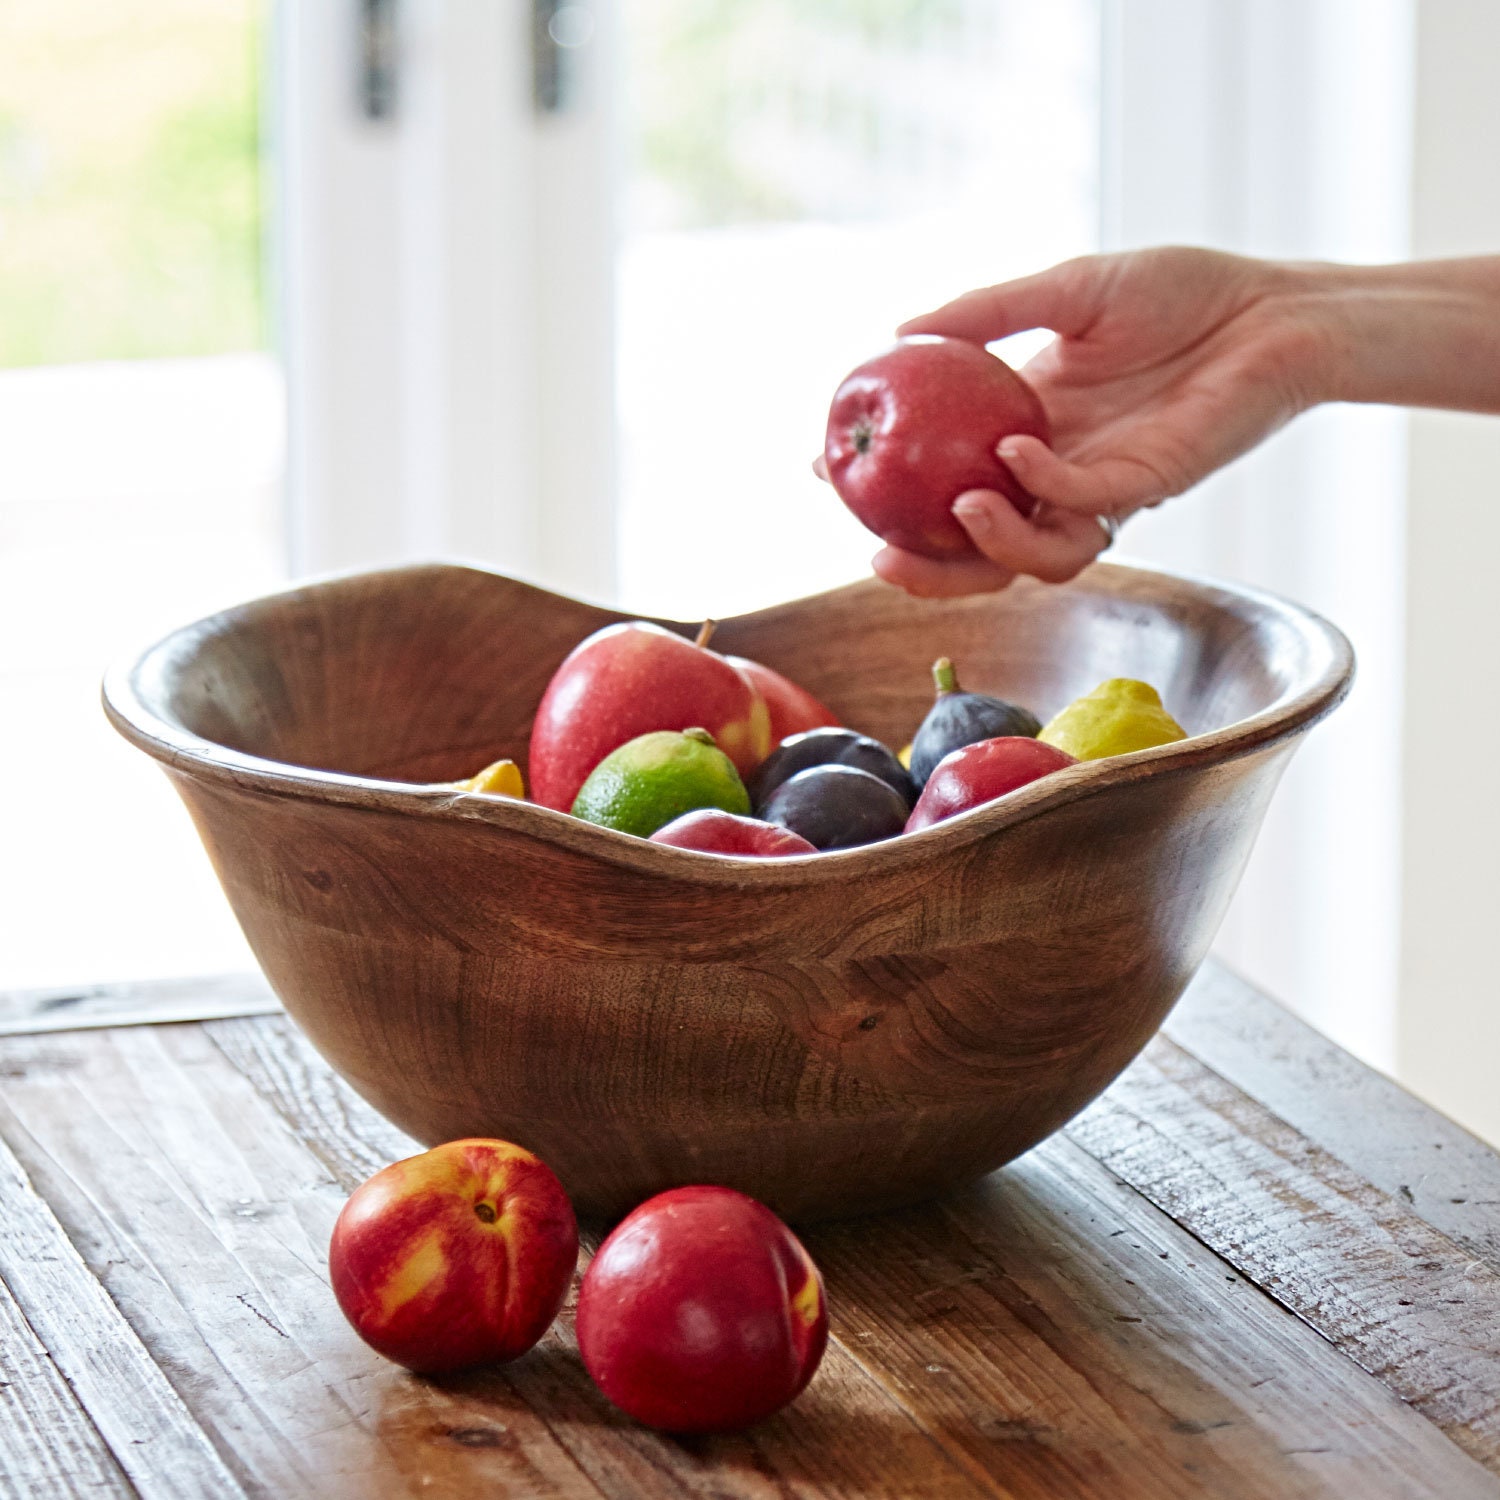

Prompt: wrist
[1279,258,1500,413]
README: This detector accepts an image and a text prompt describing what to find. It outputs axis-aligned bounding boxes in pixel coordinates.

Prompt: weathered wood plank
[0,1115,246,1499]
[0,1270,136,1499]
[206,1016,1025,1499]
[0,1022,994,1500]
[1165,963,1500,1267]
[210,1014,1500,1498]
[1070,1034,1500,1471]
[0,973,278,1037]
[818,1136,1500,1500]
[0,1025,604,1500]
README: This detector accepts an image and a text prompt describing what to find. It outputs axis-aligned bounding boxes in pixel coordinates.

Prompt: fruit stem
[932,657,960,696]
[694,619,717,650]
[682,726,716,746]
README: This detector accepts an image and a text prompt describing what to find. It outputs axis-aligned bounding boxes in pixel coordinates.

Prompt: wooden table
[1,961,1497,1499]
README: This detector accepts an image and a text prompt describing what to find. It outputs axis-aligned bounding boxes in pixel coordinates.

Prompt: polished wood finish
[103,563,1352,1220]
[1,962,1498,1497]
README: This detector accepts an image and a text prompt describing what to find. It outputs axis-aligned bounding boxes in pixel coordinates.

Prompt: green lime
[570,728,751,838]
[1037,679,1187,761]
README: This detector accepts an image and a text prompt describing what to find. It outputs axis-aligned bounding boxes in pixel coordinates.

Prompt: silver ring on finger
[1096,513,1122,549]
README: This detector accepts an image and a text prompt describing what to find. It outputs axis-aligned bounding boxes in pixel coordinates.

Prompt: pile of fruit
[330,1137,827,1434]
[451,618,1188,856]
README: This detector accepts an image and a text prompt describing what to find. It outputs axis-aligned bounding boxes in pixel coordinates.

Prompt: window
[0,0,281,987]
[615,0,1102,618]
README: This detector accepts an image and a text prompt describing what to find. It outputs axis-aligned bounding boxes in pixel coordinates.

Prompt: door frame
[272,0,617,602]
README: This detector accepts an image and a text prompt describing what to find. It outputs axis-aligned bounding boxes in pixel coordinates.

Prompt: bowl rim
[102,559,1354,886]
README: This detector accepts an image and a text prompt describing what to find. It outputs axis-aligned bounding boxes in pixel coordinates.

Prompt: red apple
[329,1138,578,1373]
[726,656,841,741]
[824,335,1051,558]
[905,736,1077,832]
[529,622,773,812]
[649,809,818,857]
[576,1186,828,1433]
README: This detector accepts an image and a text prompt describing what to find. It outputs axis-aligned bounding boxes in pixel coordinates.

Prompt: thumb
[897,256,1104,344]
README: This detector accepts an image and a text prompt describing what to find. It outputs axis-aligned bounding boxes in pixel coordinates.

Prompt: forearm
[1293,257,1500,413]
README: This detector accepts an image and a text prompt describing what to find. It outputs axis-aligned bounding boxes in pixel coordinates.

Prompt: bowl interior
[121,562,1342,793]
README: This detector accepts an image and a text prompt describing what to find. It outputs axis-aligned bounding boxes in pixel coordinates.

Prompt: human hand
[846,247,1328,595]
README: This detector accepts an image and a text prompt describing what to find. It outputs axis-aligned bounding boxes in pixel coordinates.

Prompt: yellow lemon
[455,758,526,798]
[1038,679,1187,761]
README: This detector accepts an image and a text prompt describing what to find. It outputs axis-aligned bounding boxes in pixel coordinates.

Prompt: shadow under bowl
[104,562,1352,1222]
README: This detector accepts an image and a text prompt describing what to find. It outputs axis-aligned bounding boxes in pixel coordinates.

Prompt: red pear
[726,656,840,741]
[529,622,772,813]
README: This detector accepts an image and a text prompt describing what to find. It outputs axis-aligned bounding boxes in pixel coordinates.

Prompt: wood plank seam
[0,1125,248,1499]
[0,973,279,1038]
[1068,1034,1500,1471]
[1163,963,1500,1271]
[0,1267,138,1499]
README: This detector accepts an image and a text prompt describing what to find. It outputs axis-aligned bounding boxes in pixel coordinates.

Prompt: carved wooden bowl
[104,562,1351,1222]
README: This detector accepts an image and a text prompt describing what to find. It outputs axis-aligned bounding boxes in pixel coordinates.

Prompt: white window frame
[273,0,616,602]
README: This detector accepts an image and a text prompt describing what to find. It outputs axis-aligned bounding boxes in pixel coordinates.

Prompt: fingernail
[952,493,993,536]
[997,440,1023,463]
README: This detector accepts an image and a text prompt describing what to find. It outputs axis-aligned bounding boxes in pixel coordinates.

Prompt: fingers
[811,453,829,482]
[873,488,1111,598]
[995,435,1169,518]
[950,488,1110,584]
[897,258,1103,344]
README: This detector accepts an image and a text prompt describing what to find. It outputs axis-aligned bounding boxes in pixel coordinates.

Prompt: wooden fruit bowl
[104,562,1351,1222]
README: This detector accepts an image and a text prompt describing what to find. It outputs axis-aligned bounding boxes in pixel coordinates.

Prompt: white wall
[1398,0,1500,1143]
[1107,0,1500,1148]
[1102,0,1412,1073]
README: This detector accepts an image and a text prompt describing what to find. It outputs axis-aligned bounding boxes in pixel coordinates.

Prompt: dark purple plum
[750,726,915,812]
[758,764,910,851]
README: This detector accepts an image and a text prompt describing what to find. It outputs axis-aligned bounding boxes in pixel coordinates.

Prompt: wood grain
[0,1023,1001,1500]
[103,562,1352,1220]
[0,1026,602,1500]
[1069,1035,1500,1467]
[818,1140,1499,1499]
[209,1011,1498,1499]
[204,1016,1037,1500]
[0,1107,245,1499]
[1164,963,1500,1268]
[0,1272,134,1499]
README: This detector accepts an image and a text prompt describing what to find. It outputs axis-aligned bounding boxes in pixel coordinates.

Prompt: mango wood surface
[0,961,1497,1498]
[103,564,1353,1220]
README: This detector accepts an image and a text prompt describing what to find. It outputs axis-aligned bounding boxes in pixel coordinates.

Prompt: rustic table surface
[0,959,1497,1500]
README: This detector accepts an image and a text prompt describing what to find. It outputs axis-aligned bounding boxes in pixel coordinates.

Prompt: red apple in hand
[576,1186,828,1433]
[726,656,840,741]
[824,336,1051,559]
[905,736,1077,832]
[650,809,818,857]
[530,622,773,812]
[329,1139,578,1373]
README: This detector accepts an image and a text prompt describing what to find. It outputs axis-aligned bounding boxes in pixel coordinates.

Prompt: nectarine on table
[576,1186,828,1433]
[328,1139,578,1373]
